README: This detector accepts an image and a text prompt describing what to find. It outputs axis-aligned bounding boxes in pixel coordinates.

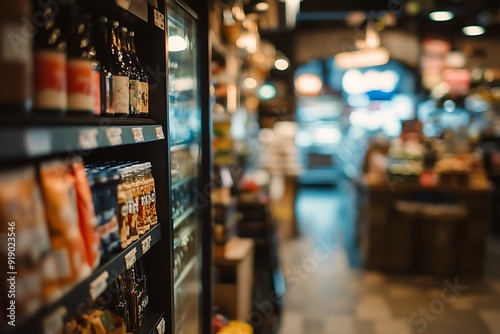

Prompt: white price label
[132,127,145,143]
[89,271,109,301]
[157,317,166,334]
[106,127,123,146]
[125,248,137,269]
[154,9,165,30]
[156,126,165,140]
[79,128,99,150]
[25,129,51,157]
[142,235,152,254]
[43,306,67,334]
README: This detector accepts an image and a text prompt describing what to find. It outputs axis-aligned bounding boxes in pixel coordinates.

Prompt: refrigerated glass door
[167,2,202,334]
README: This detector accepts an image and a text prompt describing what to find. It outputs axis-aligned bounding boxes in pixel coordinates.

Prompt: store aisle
[277,183,500,334]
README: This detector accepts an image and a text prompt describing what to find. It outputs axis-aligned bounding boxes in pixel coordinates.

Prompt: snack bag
[40,160,92,292]
[0,166,61,319]
[71,157,101,269]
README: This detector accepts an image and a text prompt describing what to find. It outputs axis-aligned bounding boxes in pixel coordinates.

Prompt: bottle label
[130,79,140,113]
[139,82,149,114]
[35,51,67,110]
[67,59,93,112]
[112,75,130,114]
[104,72,114,115]
[93,70,101,115]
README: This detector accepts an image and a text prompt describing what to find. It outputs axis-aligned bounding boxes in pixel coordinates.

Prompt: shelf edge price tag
[142,235,152,254]
[25,129,51,157]
[106,127,123,146]
[132,127,145,143]
[43,306,67,334]
[90,271,109,301]
[156,126,165,140]
[154,9,165,30]
[125,248,137,269]
[79,128,99,150]
[157,317,166,334]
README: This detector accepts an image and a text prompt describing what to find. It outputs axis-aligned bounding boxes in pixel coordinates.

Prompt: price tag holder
[154,9,165,30]
[25,129,51,157]
[43,306,67,334]
[106,127,123,146]
[156,126,165,140]
[79,128,99,150]
[132,128,145,143]
[90,271,109,301]
[157,317,166,334]
[142,235,152,254]
[125,248,137,269]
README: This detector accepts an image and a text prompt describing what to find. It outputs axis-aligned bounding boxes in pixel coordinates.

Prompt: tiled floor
[277,183,500,334]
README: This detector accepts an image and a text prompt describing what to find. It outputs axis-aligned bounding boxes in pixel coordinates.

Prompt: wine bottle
[34,2,67,114]
[119,26,140,116]
[94,17,113,115]
[128,31,149,117]
[0,0,32,113]
[124,268,139,333]
[108,21,129,116]
[67,12,94,115]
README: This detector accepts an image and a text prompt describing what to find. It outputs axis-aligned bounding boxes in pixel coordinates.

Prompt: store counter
[361,180,493,275]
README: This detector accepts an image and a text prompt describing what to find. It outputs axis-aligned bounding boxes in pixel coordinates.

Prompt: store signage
[342,69,400,96]
[142,235,152,254]
[132,127,145,143]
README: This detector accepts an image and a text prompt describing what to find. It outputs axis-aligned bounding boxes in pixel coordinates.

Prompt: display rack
[4,225,161,334]
[0,0,211,333]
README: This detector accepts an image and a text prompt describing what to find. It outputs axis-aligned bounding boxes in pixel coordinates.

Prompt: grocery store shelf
[138,313,166,334]
[173,206,196,229]
[5,224,162,334]
[0,122,165,162]
[174,256,197,289]
[172,175,194,190]
[170,143,191,152]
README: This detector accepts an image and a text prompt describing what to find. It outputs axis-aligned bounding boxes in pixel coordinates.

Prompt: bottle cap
[111,21,120,27]
[121,26,128,33]
[99,16,109,23]
[129,31,135,37]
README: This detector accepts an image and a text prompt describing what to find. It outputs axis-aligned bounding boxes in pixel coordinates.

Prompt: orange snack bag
[0,166,62,320]
[70,157,101,269]
[40,160,92,292]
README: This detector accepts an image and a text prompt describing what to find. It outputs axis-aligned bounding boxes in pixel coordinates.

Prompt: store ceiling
[294,0,500,36]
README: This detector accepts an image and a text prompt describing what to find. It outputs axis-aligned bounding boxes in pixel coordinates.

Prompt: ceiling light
[255,2,269,11]
[462,25,485,36]
[295,74,322,96]
[275,58,289,71]
[259,84,277,100]
[429,11,454,22]
[243,77,258,90]
[335,47,390,69]
[168,36,187,52]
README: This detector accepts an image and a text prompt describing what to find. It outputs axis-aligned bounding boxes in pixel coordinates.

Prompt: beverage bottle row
[87,161,158,255]
[62,259,149,334]
[0,1,149,117]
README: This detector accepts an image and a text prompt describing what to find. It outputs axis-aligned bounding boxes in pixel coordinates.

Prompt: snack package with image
[0,166,62,321]
[40,160,92,292]
[71,156,101,269]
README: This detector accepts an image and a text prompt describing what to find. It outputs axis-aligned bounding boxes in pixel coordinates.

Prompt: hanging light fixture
[462,25,485,36]
[274,51,289,71]
[429,10,454,22]
[335,20,390,69]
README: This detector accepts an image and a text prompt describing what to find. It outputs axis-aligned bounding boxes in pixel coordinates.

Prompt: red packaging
[70,157,101,269]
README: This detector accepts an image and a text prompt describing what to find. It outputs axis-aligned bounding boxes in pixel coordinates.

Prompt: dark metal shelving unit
[2,225,162,334]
